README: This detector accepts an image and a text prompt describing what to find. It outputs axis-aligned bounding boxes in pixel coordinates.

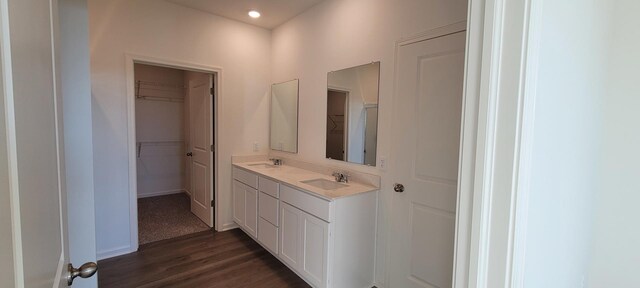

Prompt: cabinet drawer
[233,167,258,189]
[280,185,332,222]
[259,192,279,226]
[258,217,278,255]
[259,177,279,198]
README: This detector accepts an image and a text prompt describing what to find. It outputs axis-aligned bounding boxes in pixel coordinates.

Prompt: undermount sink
[301,178,348,190]
[247,163,278,169]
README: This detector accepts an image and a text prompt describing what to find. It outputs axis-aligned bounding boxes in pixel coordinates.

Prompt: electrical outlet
[253,142,259,152]
[379,157,387,170]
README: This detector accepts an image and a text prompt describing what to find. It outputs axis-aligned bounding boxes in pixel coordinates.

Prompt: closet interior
[134,63,212,245]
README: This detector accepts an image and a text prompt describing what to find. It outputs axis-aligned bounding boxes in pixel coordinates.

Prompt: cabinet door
[232,180,245,226]
[301,212,329,288]
[245,187,258,238]
[280,202,302,269]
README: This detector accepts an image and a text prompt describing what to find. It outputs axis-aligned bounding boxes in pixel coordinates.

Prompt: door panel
[245,187,258,238]
[233,180,245,226]
[2,0,71,286]
[301,213,328,287]
[280,203,301,268]
[390,30,466,288]
[188,75,212,226]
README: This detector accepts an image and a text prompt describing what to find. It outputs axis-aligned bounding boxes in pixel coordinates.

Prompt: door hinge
[211,200,215,207]
[210,87,214,95]
[210,144,214,152]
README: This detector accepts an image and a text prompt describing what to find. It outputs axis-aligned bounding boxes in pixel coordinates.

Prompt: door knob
[186,152,193,157]
[394,183,405,193]
[67,262,97,285]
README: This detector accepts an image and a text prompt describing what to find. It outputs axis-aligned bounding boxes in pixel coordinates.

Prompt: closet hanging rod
[136,95,184,103]
[136,80,186,89]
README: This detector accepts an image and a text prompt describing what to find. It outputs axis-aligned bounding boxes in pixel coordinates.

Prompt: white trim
[52,253,65,287]
[125,54,222,253]
[220,222,239,232]
[462,0,543,286]
[0,0,24,286]
[453,4,484,287]
[96,245,132,261]
[507,0,543,285]
[48,1,69,280]
[137,189,186,199]
[397,21,467,46]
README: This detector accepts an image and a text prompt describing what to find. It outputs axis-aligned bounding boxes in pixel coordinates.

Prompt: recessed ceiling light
[248,10,261,18]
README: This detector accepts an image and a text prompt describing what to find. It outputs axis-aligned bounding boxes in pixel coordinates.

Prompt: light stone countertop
[233,161,378,200]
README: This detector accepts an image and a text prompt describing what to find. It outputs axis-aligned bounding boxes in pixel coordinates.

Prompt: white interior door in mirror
[270,79,299,153]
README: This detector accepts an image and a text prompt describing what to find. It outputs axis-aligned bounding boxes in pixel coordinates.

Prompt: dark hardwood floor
[98,229,310,288]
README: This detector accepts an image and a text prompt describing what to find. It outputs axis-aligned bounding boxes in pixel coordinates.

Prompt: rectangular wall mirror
[270,79,299,153]
[326,62,380,166]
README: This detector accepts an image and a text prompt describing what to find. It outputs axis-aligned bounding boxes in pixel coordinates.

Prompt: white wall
[523,0,613,286]
[135,64,186,198]
[88,0,272,258]
[588,0,640,286]
[270,0,467,285]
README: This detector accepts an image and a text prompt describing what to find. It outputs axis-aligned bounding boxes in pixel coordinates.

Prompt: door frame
[327,86,350,161]
[452,0,543,286]
[124,54,221,252]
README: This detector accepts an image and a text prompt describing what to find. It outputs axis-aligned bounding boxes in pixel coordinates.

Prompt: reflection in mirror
[326,62,380,166]
[270,79,299,153]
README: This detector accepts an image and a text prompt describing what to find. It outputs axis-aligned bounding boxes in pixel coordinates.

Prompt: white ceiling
[165,0,325,29]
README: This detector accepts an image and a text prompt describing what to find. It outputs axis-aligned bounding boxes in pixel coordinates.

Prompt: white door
[58,0,98,287]
[280,202,302,269]
[188,75,213,226]
[301,212,329,288]
[232,180,246,226]
[389,30,466,288]
[1,0,96,287]
[245,186,258,238]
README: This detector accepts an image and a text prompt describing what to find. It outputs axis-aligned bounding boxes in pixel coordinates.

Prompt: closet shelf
[137,141,185,158]
[135,80,185,103]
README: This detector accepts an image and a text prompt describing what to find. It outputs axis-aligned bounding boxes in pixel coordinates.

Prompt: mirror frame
[270,78,300,153]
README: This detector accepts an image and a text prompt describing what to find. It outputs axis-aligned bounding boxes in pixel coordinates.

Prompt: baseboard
[220,222,239,231]
[96,245,133,260]
[137,189,185,198]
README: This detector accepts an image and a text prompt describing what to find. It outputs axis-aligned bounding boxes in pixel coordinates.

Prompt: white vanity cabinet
[257,177,280,254]
[232,165,378,288]
[232,168,258,238]
[280,201,329,287]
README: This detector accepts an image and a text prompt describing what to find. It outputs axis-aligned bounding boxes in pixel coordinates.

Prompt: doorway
[326,89,348,161]
[389,23,467,288]
[127,58,219,249]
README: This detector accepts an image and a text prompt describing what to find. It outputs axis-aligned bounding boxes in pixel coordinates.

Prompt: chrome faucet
[332,171,350,183]
[269,158,283,166]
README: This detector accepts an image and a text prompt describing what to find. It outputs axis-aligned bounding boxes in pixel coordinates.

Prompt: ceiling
[166,0,325,29]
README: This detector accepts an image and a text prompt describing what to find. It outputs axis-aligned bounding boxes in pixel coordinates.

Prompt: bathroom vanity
[232,160,378,288]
